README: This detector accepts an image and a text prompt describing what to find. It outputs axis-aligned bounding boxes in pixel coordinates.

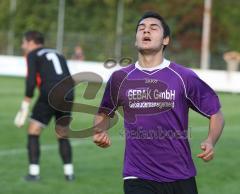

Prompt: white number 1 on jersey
[46,53,63,75]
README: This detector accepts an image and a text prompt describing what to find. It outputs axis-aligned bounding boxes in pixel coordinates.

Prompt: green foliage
[0,0,239,64]
[213,0,240,51]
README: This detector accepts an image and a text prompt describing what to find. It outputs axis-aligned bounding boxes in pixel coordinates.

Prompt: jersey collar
[135,58,170,71]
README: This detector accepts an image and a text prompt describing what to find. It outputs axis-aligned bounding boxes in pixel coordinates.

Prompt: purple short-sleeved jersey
[98,59,221,182]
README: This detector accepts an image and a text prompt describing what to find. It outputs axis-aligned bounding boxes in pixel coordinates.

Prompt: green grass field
[0,76,239,194]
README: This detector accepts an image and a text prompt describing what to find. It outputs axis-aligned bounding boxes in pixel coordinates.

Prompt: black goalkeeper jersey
[25,47,73,98]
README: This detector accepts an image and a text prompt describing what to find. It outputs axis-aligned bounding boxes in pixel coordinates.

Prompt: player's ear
[28,40,35,47]
[163,36,170,46]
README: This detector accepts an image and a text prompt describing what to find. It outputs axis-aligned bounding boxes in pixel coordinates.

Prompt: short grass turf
[0,76,239,194]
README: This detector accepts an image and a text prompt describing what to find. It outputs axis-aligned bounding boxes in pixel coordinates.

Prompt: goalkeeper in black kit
[14,30,75,181]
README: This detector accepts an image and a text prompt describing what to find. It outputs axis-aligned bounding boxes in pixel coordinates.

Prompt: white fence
[0,55,239,93]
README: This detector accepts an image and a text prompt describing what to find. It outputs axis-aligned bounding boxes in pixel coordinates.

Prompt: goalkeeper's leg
[25,120,43,181]
[24,98,52,181]
[57,137,75,181]
[55,111,75,181]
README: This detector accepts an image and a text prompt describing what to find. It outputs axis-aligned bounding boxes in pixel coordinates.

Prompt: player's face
[135,17,169,54]
[21,38,34,55]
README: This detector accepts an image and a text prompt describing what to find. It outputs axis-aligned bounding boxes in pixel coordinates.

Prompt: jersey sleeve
[25,52,37,98]
[186,71,221,118]
[98,71,123,118]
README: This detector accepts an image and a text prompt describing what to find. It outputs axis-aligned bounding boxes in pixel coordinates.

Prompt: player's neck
[29,44,43,52]
[138,51,164,68]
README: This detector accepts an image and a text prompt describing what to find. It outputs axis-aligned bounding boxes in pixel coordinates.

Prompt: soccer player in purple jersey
[93,11,224,194]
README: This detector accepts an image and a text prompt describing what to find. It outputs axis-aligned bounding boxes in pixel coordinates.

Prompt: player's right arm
[93,113,111,148]
[93,71,123,148]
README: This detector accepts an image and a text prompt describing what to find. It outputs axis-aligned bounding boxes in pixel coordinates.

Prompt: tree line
[0,0,239,68]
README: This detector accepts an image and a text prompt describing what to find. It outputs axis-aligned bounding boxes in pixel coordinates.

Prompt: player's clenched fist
[197,140,214,162]
[93,113,111,148]
[93,130,111,148]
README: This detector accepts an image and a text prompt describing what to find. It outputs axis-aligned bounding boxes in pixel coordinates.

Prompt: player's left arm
[184,70,225,162]
[14,53,37,128]
[197,110,225,162]
[25,52,37,99]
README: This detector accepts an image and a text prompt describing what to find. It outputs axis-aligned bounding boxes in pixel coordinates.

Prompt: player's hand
[197,140,214,162]
[14,100,30,128]
[93,130,111,148]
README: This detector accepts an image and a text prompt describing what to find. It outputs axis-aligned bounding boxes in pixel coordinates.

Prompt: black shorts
[124,177,198,194]
[31,97,72,127]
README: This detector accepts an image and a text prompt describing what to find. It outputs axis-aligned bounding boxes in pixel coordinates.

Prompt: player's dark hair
[136,11,170,50]
[24,30,44,45]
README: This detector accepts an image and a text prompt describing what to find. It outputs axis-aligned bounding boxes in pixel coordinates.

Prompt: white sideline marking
[0,125,237,157]
[0,136,124,157]
[0,141,83,157]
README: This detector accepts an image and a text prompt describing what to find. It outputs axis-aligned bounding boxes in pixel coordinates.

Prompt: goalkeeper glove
[14,100,30,128]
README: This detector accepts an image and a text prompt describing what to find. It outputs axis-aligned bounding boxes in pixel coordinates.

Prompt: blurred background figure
[223,51,240,72]
[71,45,85,61]
[223,51,240,80]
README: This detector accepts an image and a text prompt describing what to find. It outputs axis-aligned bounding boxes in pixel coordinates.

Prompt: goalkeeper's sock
[27,135,40,175]
[64,164,74,176]
[58,138,74,175]
[29,164,40,176]
[58,138,72,164]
